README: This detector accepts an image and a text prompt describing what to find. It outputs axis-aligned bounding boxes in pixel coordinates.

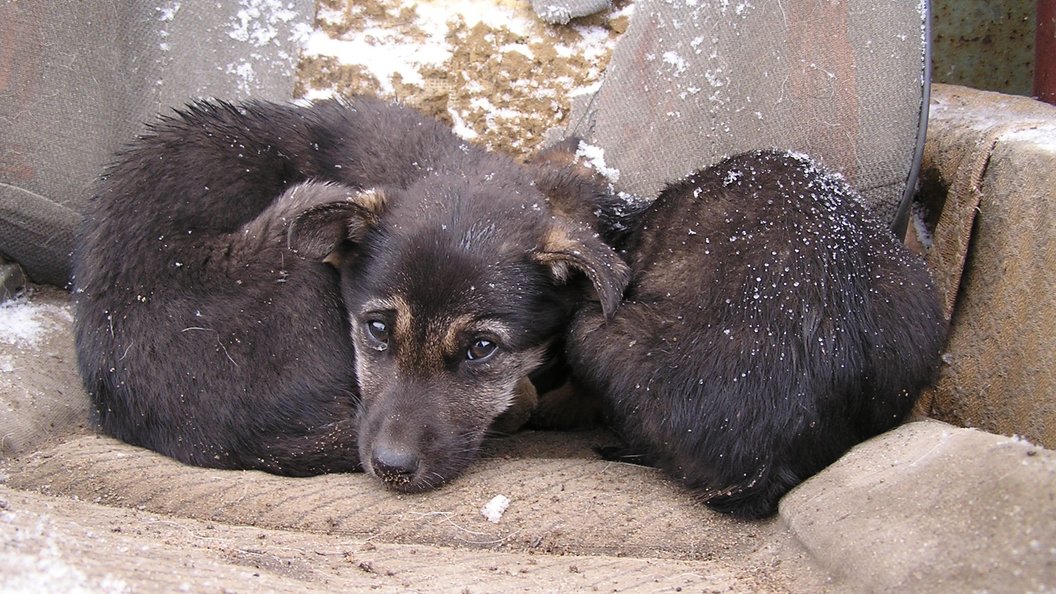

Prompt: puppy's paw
[528,380,604,430]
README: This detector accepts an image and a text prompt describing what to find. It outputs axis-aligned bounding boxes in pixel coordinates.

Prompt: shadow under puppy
[567,149,947,519]
[74,97,629,491]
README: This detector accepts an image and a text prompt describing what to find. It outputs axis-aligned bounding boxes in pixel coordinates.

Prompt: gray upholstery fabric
[0,1,312,286]
[564,0,928,229]
[531,0,613,24]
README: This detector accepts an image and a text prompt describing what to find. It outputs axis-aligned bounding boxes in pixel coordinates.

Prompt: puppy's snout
[370,443,419,485]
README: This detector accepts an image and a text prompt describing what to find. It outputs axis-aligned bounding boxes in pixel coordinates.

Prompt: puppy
[566,149,947,519]
[74,97,630,487]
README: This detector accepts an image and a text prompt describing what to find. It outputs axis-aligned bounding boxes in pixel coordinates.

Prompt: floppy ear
[528,137,589,170]
[529,138,646,252]
[286,187,387,261]
[532,222,631,320]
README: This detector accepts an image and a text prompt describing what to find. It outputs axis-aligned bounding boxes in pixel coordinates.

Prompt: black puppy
[74,97,629,487]
[566,149,946,519]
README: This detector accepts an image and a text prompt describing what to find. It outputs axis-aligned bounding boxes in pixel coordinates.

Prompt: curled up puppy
[566,149,947,519]
[74,97,630,490]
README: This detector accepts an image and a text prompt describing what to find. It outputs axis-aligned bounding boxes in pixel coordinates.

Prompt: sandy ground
[296,0,630,157]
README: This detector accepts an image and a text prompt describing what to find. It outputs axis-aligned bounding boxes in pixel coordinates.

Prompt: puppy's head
[289,172,629,492]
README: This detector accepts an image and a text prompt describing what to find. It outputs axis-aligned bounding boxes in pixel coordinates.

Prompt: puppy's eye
[466,338,497,362]
[364,320,390,350]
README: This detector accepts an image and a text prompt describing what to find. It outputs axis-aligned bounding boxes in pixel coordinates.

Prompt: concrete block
[782,420,1056,592]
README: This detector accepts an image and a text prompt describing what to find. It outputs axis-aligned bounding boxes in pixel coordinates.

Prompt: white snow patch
[302,0,541,94]
[448,108,480,140]
[662,50,688,76]
[573,25,616,61]
[500,42,534,60]
[575,142,621,183]
[303,22,450,94]
[569,80,603,98]
[470,96,521,121]
[414,1,532,37]
[228,0,299,47]
[481,494,511,523]
[0,296,72,349]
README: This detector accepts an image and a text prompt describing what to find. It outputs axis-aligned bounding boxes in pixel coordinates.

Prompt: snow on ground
[0,294,73,374]
[297,0,633,155]
[0,296,72,351]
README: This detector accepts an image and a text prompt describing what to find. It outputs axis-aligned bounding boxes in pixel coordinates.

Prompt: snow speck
[215,0,311,94]
[157,2,180,22]
[481,494,511,523]
[155,1,181,52]
[226,62,258,94]
[704,68,727,88]
[662,51,688,77]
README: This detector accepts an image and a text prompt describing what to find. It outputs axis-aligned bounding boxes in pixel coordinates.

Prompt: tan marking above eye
[441,316,513,358]
[441,314,477,355]
[359,295,413,347]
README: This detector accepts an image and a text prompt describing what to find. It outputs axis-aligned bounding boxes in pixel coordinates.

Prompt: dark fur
[566,150,947,519]
[74,97,629,485]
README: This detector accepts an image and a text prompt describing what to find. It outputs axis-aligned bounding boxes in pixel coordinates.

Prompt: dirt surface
[296,0,630,158]
[1,433,832,593]
[0,485,795,594]
[0,287,91,459]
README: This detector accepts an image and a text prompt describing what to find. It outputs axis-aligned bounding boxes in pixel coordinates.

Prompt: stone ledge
[781,419,1056,592]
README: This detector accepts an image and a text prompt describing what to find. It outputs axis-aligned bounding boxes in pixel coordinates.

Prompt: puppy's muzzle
[369,442,419,487]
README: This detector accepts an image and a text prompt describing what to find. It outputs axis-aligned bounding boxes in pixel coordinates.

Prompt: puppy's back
[73,97,461,474]
[568,149,946,518]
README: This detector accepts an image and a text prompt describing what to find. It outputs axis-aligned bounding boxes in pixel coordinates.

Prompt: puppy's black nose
[371,445,418,483]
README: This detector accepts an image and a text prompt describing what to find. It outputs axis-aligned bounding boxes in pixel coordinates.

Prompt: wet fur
[74,97,629,484]
[566,150,947,519]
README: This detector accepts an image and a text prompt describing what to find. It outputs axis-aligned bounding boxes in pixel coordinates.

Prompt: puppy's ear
[287,188,387,261]
[528,137,589,170]
[529,138,601,222]
[529,139,645,251]
[532,222,631,320]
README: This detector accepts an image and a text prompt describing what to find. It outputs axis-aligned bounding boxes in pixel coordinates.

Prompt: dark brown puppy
[289,149,631,492]
[566,149,946,519]
[74,97,629,488]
